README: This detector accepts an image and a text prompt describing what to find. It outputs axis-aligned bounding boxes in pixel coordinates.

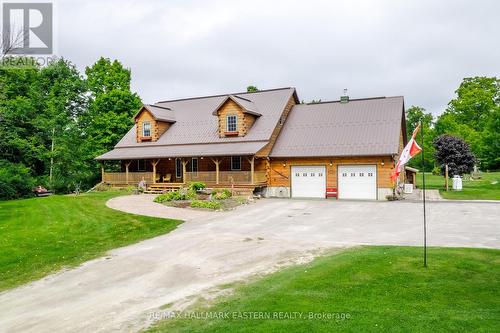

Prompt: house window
[368,172,373,177]
[360,173,364,177]
[175,158,182,178]
[137,159,146,171]
[142,121,151,137]
[231,156,241,170]
[191,158,198,174]
[226,115,237,132]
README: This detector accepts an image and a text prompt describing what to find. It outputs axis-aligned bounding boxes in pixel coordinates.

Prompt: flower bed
[153,182,249,211]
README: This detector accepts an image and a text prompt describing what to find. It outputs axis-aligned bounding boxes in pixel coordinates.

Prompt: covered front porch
[100,156,268,187]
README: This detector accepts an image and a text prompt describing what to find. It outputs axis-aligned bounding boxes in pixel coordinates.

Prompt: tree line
[0,57,141,199]
[406,76,499,174]
[0,57,498,200]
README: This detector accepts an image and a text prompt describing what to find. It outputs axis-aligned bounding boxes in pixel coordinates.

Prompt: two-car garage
[290,165,377,200]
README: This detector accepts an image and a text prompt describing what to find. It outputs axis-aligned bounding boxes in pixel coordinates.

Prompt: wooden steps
[144,183,183,194]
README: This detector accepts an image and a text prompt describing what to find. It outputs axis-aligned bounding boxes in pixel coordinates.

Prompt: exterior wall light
[381,161,385,166]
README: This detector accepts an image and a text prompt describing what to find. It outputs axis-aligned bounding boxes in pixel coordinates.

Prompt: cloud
[58,0,500,115]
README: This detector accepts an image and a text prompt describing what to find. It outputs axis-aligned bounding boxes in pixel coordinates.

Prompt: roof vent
[340,88,349,103]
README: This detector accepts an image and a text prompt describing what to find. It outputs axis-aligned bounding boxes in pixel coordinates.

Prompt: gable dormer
[134,104,176,142]
[212,95,261,137]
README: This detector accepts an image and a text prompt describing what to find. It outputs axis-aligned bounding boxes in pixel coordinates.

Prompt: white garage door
[338,165,377,200]
[291,166,326,198]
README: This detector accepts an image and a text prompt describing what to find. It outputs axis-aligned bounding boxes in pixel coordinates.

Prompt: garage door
[338,165,377,200]
[291,166,326,198]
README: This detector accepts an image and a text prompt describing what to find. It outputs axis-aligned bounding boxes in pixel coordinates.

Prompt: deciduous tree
[433,135,476,177]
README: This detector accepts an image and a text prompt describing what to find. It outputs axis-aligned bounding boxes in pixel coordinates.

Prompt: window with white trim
[231,156,241,170]
[226,115,237,132]
[175,158,182,178]
[142,121,151,137]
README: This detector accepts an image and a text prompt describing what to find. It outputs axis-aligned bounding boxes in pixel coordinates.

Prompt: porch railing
[103,170,267,185]
[184,171,217,183]
[185,170,267,184]
[102,172,153,184]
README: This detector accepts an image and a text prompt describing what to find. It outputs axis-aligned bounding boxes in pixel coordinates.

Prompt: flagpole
[420,120,427,268]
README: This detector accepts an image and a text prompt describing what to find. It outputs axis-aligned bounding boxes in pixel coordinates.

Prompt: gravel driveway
[1,197,499,332]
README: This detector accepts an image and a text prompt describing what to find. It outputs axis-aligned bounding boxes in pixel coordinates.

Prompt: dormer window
[226,115,237,132]
[213,95,261,138]
[142,121,151,137]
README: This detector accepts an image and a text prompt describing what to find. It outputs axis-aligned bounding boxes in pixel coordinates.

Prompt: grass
[0,191,182,291]
[415,171,500,200]
[148,246,500,333]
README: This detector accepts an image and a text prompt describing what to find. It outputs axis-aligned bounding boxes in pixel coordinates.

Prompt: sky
[55,0,499,115]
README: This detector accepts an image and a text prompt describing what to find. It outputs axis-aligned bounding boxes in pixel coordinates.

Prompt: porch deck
[101,170,267,187]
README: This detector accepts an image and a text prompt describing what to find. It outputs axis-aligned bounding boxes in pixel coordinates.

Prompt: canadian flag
[391,125,422,181]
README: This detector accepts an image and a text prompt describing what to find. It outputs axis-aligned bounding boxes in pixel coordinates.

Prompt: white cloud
[58,0,500,115]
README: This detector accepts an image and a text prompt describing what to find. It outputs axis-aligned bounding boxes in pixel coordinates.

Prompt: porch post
[216,159,220,185]
[151,159,160,184]
[247,156,255,184]
[101,162,105,182]
[125,161,132,185]
[181,159,188,184]
[211,158,221,184]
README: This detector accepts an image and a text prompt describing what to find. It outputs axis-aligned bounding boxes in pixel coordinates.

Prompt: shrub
[185,188,197,200]
[190,200,221,210]
[0,161,35,200]
[154,188,197,203]
[234,196,248,204]
[431,166,441,176]
[95,183,113,192]
[188,182,206,191]
[212,188,231,200]
[154,191,179,203]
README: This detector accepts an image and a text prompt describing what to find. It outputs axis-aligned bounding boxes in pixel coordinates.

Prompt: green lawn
[415,171,500,200]
[148,246,500,333]
[0,191,182,291]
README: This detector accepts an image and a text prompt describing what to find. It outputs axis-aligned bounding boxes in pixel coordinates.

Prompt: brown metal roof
[211,95,262,117]
[270,96,404,158]
[114,87,296,149]
[95,141,268,160]
[134,105,176,123]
